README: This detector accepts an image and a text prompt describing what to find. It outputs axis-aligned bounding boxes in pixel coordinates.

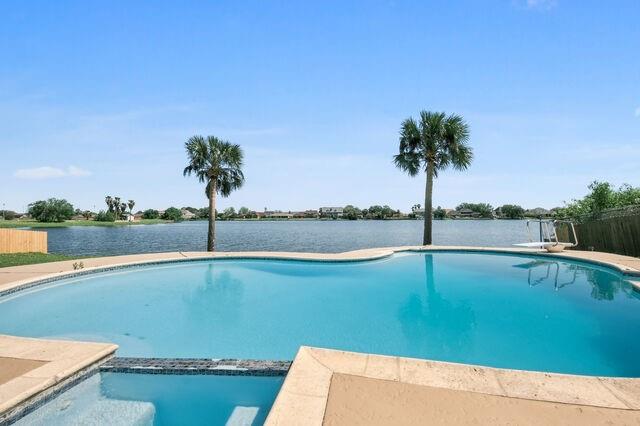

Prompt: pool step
[226,406,260,425]
[13,374,155,426]
[58,399,155,426]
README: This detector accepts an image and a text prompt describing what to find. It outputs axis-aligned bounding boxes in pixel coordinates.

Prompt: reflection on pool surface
[15,373,283,426]
[1,251,639,376]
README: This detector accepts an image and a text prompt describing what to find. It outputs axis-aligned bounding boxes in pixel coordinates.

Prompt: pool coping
[0,246,638,298]
[0,335,117,424]
[265,347,640,425]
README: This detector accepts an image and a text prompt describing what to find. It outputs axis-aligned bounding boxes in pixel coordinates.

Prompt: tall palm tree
[127,200,135,215]
[394,111,472,245]
[105,196,113,213]
[113,197,121,219]
[183,135,245,251]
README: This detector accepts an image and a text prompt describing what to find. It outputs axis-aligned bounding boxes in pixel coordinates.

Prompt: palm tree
[394,111,472,245]
[113,197,121,220]
[183,135,245,251]
[127,200,135,216]
[105,196,113,213]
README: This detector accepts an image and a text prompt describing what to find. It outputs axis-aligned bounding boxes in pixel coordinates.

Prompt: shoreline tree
[105,196,114,214]
[394,111,473,245]
[142,209,159,219]
[28,198,74,223]
[183,135,245,251]
[433,206,447,220]
[127,200,135,218]
[498,204,525,219]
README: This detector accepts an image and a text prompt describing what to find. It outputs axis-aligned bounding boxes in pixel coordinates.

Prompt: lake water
[42,220,529,256]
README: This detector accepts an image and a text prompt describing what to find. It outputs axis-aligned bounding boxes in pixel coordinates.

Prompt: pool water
[15,373,283,425]
[1,251,639,376]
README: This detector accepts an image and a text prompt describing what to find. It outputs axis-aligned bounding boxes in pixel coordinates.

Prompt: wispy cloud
[523,0,557,10]
[14,165,91,180]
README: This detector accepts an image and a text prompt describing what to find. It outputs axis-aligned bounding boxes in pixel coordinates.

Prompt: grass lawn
[0,219,170,228]
[0,252,81,268]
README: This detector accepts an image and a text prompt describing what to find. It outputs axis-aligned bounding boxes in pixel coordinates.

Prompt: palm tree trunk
[208,181,217,251]
[424,253,435,297]
[423,163,434,245]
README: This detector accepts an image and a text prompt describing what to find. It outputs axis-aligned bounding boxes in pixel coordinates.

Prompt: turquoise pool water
[15,373,283,425]
[1,251,639,376]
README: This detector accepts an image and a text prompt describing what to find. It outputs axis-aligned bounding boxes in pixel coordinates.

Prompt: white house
[180,209,197,220]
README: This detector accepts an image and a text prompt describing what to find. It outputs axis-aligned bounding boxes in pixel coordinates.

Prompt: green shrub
[499,204,525,219]
[555,181,640,219]
[364,205,395,219]
[342,205,361,220]
[456,202,494,218]
[162,207,182,221]
[433,206,447,219]
[0,210,17,220]
[142,209,159,219]
[221,207,236,220]
[28,198,74,222]
[95,210,116,222]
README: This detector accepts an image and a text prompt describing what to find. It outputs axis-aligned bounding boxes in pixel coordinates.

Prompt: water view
[3,1,639,424]
[42,220,528,257]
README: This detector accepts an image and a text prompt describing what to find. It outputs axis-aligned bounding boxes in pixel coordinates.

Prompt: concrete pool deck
[0,246,639,423]
[266,347,640,425]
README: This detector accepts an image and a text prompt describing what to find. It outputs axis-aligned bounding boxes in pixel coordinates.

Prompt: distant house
[304,209,319,218]
[121,212,136,222]
[451,208,480,219]
[266,211,294,219]
[319,207,343,218]
[180,209,196,220]
[292,210,318,219]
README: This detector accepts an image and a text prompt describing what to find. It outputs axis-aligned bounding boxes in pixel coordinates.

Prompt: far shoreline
[0,217,530,229]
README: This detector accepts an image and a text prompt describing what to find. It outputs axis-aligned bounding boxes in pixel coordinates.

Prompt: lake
[41,220,530,257]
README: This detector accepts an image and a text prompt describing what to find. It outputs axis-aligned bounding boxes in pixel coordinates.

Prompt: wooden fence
[557,206,640,258]
[0,229,48,253]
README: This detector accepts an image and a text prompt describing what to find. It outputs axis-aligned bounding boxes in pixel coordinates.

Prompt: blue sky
[1,0,639,213]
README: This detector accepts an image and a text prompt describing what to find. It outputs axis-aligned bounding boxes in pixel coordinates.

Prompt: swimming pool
[1,251,639,376]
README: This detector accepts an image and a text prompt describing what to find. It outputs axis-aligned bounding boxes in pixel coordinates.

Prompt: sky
[1,0,639,213]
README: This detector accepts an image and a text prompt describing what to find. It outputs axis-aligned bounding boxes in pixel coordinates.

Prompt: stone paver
[323,373,640,426]
[0,335,117,420]
[265,347,640,425]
